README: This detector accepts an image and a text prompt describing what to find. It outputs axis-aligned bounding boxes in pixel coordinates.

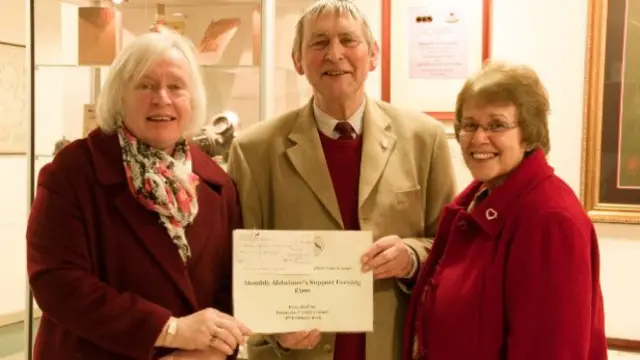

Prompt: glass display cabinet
[22,0,315,358]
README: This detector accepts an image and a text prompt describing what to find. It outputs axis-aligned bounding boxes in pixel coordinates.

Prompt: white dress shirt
[313,99,365,139]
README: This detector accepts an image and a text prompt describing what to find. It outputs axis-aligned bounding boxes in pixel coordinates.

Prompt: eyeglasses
[457,121,519,136]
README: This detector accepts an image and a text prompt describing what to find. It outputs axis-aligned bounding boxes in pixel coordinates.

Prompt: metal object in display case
[53,136,72,156]
[191,111,239,162]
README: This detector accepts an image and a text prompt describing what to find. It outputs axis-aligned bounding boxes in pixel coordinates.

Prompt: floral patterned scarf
[117,126,200,263]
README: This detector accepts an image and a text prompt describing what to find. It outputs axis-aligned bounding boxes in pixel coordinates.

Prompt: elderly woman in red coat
[403,62,608,360]
[26,30,251,359]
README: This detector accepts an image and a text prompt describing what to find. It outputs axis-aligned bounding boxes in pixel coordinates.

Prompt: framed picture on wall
[582,0,640,233]
[0,41,27,155]
[380,0,492,125]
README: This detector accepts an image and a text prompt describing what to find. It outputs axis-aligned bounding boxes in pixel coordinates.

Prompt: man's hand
[275,330,322,350]
[361,235,414,279]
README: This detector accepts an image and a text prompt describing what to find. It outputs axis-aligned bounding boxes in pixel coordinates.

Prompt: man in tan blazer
[227,1,456,359]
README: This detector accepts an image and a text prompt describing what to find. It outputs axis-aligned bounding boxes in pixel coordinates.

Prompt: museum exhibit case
[19,0,315,357]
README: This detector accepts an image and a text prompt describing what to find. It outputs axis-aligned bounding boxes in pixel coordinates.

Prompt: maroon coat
[403,150,607,360]
[26,129,240,359]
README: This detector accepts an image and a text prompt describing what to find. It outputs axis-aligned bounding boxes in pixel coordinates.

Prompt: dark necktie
[334,122,354,140]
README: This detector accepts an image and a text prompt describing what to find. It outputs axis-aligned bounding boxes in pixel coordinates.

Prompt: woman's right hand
[170,308,252,355]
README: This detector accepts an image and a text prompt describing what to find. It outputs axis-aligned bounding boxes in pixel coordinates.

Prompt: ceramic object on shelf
[191,110,239,162]
[53,137,71,156]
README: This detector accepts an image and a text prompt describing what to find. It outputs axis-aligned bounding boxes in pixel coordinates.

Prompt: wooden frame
[608,338,640,354]
[581,0,640,226]
[380,0,492,122]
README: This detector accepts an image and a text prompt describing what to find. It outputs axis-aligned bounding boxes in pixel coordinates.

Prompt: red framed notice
[380,0,492,122]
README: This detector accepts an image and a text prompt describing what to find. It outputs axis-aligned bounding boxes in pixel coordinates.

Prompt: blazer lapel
[88,129,199,311]
[359,99,396,208]
[286,102,344,228]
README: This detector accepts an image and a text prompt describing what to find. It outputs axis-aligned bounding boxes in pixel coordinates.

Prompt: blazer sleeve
[227,139,264,229]
[505,211,595,359]
[404,125,456,264]
[26,163,171,359]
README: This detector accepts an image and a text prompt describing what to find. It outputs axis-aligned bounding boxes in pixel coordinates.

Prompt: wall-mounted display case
[22,0,315,358]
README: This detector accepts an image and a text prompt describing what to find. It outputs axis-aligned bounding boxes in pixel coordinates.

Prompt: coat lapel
[185,146,227,265]
[88,129,219,311]
[113,191,199,310]
[285,102,344,228]
[358,100,396,208]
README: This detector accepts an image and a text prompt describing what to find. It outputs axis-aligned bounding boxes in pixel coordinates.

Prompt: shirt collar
[313,98,365,139]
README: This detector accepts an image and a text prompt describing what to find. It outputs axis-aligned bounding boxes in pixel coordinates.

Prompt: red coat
[403,150,607,360]
[26,129,240,359]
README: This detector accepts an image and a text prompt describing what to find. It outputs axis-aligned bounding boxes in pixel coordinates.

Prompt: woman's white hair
[96,30,207,136]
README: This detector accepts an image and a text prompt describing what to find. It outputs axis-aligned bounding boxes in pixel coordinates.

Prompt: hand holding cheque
[233,230,415,339]
[159,308,251,356]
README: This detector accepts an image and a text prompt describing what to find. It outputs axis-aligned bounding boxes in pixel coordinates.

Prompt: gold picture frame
[581,0,640,225]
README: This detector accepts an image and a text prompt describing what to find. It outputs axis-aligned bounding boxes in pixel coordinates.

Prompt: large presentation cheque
[232,229,373,334]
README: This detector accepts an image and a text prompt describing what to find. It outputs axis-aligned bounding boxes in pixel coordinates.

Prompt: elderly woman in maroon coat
[403,62,607,360]
[26,31,251,359]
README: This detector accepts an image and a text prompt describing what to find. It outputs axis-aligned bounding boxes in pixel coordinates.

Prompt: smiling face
[292,12,377,107]
[459,101,527,188]
[121,49,192,153]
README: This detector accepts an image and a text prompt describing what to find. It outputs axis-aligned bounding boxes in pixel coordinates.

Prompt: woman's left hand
[161,348,227,360]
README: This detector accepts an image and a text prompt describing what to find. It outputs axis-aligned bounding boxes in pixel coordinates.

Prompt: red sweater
[318,131,365,360]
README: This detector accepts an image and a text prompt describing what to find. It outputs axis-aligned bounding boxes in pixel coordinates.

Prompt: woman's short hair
[454,61,551,154]
[96,30,207,136]
[292,0,376,57]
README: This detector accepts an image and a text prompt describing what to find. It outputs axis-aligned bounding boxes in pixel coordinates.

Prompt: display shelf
[32,62,310,154]
[19,2,315,357]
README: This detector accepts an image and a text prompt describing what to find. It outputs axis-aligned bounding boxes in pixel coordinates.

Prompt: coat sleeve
[404,124,456,262]
[400,125,456,292]
[227,139,264,229]
[505,210,595,359]
[26,162,172,359]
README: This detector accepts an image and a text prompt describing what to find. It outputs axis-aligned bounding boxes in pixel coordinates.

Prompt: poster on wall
[582,0,640,350]
[0,41,27,154]
[381,0,491,124]
[407,5,469,80]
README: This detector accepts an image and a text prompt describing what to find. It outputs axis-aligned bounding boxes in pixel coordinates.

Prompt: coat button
[324,344,333,353]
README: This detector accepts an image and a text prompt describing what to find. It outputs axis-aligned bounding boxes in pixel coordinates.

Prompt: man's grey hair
[96,31,207,136]
[292,0,375,57]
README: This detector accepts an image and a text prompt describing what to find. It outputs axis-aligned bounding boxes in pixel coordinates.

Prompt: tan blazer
[227,98,456,360]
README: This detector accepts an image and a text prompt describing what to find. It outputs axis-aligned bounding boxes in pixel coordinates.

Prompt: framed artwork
[0,41,27,154]
[582,0,640,230]
[380,0,492,123]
